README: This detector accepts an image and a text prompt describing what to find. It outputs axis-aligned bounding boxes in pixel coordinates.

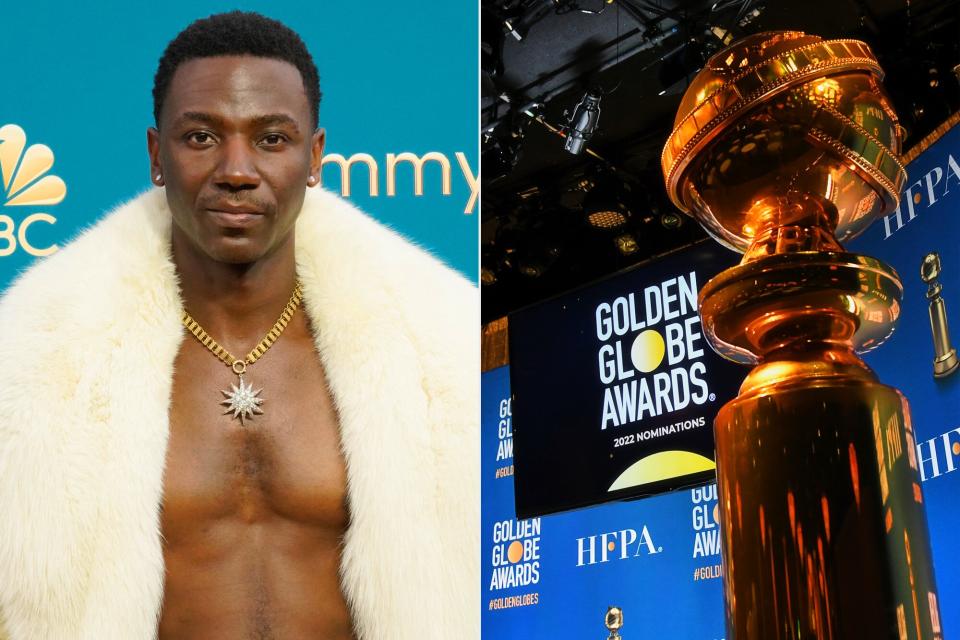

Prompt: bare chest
[162,332,348,539]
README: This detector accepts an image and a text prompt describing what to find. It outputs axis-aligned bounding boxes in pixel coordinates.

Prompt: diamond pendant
[221,361,264,425]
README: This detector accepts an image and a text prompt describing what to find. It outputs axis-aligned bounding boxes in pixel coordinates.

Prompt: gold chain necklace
[181,281,304,424]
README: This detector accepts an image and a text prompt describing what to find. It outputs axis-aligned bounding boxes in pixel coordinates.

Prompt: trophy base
[715,364,942,640]
[933,348,958,378]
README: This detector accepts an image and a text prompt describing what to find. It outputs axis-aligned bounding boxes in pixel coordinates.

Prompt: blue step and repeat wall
[482,121,960,639]
[483,365,729,639]
[849,121,960,640]
[0,1,478,286]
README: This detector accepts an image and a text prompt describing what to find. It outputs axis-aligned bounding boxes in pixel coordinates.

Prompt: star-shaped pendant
[221,376,264,425]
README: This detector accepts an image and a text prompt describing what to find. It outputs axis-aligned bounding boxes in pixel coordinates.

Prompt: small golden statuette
[604,606,623,639]
[921,252,959,378]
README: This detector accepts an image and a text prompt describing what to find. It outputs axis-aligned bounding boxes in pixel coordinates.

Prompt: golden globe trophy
[662,32,944,639]
[921,253,959,378]
[604,606,623,639]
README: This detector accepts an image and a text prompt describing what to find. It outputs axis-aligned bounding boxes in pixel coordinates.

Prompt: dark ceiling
[481,0,960,323]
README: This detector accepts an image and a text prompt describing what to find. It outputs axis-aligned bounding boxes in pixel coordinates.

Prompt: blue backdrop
[0,1,477,284]
[482,365,727,639]
[850,122,960,639]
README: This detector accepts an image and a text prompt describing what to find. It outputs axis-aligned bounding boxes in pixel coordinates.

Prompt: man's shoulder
[0,189,174,350]
[295,189,477,377]
[295,188,475,311]
[1,190,169,306]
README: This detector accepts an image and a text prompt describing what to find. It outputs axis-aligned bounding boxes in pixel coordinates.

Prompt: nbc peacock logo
[0,123,65,256]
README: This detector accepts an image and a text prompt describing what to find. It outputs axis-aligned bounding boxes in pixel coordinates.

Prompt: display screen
[508,242,744,517]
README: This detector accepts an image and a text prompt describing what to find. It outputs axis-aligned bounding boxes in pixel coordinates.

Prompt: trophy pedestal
[699,247,943,639]
[715,358,940,639]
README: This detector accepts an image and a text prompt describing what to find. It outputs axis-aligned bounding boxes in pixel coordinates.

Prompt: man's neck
[172,230,301,346]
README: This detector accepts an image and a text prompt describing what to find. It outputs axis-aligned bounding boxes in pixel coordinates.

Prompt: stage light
[614,233,639,255]
[583,174,632,229]
[518,263,544,278]
[660,211,683,229]
[709,25,734,46]
[584,192,630,229]
[503,0,557,41]
[587,209,628,229]
[564,90,602,155]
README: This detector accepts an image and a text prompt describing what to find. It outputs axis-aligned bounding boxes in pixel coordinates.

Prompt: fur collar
[0,188,478,640]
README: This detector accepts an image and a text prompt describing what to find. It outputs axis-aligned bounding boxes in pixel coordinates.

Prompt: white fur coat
[0,188,479,640]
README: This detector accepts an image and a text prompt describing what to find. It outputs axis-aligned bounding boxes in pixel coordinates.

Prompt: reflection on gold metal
[807,78,842,109]
[920,253,958,378]
[604,606,623,639]
[662,31,943,639]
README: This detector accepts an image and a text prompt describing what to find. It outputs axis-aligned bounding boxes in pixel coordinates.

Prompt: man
[0,12,477,640]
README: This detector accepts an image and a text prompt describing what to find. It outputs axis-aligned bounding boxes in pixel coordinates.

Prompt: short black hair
[153,11,321,128]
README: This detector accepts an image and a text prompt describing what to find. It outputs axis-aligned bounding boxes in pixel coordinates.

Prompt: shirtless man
[0,11,477,640]
[148,17,351,638]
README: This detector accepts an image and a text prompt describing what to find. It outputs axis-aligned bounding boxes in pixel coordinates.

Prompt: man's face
[148,56,324,265]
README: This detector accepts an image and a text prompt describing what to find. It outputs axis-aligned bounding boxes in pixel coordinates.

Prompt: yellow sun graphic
[630,329,665,373]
